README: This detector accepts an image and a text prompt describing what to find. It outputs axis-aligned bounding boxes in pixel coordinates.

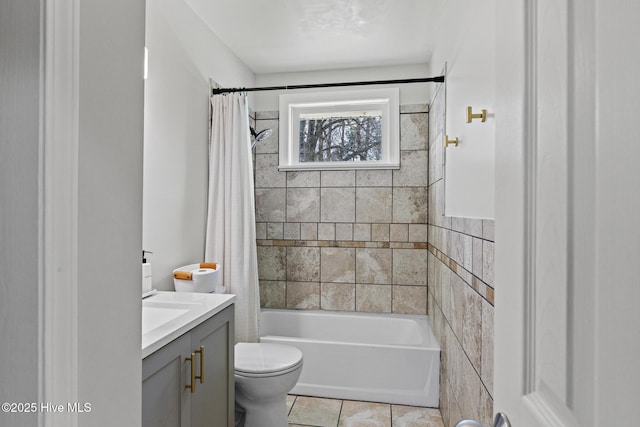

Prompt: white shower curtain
[205,93,260,343]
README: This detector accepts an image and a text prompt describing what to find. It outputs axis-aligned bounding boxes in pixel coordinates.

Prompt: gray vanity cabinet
[142,305,235,427]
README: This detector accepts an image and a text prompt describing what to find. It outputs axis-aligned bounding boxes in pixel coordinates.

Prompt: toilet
[234,342,303,427]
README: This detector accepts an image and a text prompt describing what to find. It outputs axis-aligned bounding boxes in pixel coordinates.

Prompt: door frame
[494,0,640,425]
[494,0,582,424]
[41,1,80,425]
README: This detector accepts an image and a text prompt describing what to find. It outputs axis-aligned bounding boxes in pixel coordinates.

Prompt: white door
[493,0,640,426]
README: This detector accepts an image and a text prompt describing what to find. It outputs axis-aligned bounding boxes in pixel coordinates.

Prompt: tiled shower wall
[427,83,495,425]
[254,105,430,315]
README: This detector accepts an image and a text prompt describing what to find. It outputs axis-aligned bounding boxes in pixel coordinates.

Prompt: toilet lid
[235,343,303,375]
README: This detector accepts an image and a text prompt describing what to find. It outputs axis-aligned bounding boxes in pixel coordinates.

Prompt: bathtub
[260,309,440,407]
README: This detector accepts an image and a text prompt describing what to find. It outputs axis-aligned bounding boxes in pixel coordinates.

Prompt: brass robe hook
[445,135,459,147]
[466,106,487,123]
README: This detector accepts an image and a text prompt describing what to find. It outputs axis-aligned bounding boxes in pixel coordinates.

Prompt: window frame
[278,88,400,171]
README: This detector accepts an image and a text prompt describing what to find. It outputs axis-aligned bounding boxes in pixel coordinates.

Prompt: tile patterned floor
[287,395,445,427]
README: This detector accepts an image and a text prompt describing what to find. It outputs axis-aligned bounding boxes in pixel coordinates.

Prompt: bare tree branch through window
[298,115,382,163]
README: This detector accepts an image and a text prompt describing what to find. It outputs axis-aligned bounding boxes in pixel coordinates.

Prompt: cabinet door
[190,306,235,427]
[142,333,192,427]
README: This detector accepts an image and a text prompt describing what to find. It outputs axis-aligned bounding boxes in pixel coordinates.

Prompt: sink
[141,291,236,358]
[142,301,196,334]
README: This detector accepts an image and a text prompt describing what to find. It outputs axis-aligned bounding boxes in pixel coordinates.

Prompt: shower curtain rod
[211,75,445,95]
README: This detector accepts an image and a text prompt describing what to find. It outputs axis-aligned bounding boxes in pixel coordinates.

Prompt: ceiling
[184,0,442,74]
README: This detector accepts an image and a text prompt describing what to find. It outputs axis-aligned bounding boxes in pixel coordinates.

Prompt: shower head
[250,127,273,149]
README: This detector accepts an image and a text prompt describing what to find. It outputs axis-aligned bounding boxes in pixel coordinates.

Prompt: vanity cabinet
[142,305,234,427]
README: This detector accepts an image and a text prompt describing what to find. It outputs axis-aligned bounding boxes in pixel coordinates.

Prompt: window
[279,88,400,171]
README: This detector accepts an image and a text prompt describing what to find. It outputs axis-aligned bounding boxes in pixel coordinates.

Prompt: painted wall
[143,0,255,291]
[253,64,433,112]
[77,1,146,424]
[1,1,145,425]
[0,1,41,425]
[429,0,496,219]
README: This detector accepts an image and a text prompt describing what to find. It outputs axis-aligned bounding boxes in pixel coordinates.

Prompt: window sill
[278,162,400,172]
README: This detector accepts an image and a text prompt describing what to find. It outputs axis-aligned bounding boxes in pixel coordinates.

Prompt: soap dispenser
[142,250,153,295]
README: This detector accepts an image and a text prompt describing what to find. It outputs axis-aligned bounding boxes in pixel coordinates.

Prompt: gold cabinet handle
[185,352,196,393]
[195,346,205,384]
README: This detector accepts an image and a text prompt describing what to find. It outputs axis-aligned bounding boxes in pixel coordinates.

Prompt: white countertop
[142,291,235,359]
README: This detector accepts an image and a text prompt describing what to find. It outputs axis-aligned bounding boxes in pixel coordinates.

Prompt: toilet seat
[235,343,303,377]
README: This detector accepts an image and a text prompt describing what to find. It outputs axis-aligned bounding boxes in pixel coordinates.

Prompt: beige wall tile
[463,218,483,238]
[482,241,495,287]
[393,285,427,314]
[356,187,392,223]
[287,170,320,187]
[392,249,428,285]
[284,222,300,240]
[481,299,494,396]
[445,327,463,407]
[393,187,428,223]
[254,153,285,188]
[335,223,353,240]
[287,188,320,222]
[371,224,390,241]
[451,217,465,233]
[286,281,320,309]
[257,245,286,280]
[318,223,336,240]
[409,224,429,242]
[300,222,318,240]
[429,135,444,186]
[321,170,355,187]
[400,113,428,150]
[255,111,278,120]
[479,383,494,427]
[356,169,392,187]
[321,282,355,311]
[390,224,409,242]
[460,355,482,422]
[428,87,445,145]
[428,253,437,297]
[321,187,355,222]
[356,284,391,313]
[439,266,452,320]
[393,150,428,187]
[356,248,392,284]
[259,280,286,308]
[448,232,473,271]
[255,222,266,240]
[449,274,466,340]
[472,237,483,278]
[255,188,285,222]
[353,223,371,241]
[321,247,355,283]
[462,285,482,369]
[287,247,320,282]
[439,373,451,427]
[266,222,283,239]
[482,219,495,241]
[400,104,429,113]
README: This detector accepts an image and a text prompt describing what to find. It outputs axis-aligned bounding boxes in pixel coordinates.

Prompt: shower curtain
[205,92,260,343]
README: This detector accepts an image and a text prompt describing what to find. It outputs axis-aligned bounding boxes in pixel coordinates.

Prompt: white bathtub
[260,309,440,407]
